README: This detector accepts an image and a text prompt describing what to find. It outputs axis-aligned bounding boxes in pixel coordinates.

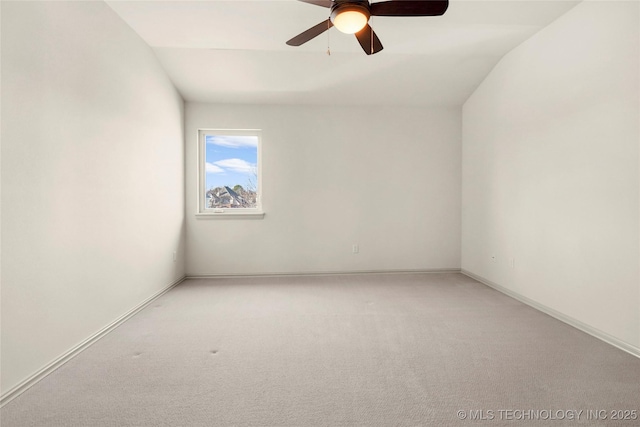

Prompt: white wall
[462,1,639,349]
[1,1,185,394]
[186,103,461,275]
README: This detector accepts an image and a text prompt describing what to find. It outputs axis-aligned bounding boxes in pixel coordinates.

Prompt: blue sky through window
[205,134,258,191]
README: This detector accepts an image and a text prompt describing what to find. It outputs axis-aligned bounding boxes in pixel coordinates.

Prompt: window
[197,129,263,218]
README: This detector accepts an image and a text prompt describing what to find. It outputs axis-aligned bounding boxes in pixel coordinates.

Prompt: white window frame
[196,129,264,219]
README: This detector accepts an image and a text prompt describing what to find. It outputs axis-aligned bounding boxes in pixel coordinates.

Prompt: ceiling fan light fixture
[331,5,370,34]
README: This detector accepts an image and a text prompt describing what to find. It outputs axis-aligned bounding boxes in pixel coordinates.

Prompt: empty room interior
[1,0,639,425]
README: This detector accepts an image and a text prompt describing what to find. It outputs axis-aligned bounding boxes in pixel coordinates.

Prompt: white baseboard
[461,269,640,359]
[187,268,461,279]
[0,275,187,408]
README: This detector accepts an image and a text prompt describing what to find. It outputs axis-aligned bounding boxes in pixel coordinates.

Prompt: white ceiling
[106,0,580,106]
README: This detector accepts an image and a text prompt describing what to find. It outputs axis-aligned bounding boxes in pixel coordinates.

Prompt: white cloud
[206,163,225,174]
[207,135,258,148]
[213,158,255,174]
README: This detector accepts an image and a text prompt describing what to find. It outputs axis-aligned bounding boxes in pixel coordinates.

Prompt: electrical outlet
[509,258,515,268]
[173,251,177,262]
[352,244,359,254]
[491,255,496,262]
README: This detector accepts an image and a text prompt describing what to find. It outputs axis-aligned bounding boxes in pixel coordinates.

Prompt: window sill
[196,210,265,219]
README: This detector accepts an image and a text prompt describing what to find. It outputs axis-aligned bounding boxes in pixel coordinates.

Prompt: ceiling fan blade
[298,0,333,8]
[286,19,334,46]
[371,0,448,17]
[355,24,383,55]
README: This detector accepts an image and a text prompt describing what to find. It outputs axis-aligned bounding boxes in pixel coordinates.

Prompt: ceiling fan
[286,0,449,55]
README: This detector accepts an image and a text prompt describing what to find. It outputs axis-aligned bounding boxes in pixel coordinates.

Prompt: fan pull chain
[327,20,331,56]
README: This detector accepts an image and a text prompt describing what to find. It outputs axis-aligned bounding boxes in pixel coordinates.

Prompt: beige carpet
[2,273,639,426]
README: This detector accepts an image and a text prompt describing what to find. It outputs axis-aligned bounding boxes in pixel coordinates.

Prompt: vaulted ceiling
[106,0,579,106]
